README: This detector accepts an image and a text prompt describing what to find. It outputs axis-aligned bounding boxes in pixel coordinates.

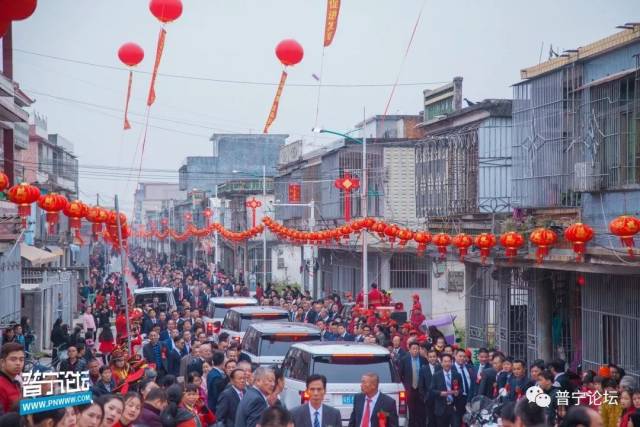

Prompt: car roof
[247,322,320,334]
[133,287,173,294]
[210,297,258,305]
[290,342,390,356]
[229,306,289,315]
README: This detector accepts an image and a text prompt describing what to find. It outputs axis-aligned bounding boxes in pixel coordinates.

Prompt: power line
[15,48,449,88]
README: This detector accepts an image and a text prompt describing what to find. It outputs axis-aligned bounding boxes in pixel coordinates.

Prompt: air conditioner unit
[573,162,602,192]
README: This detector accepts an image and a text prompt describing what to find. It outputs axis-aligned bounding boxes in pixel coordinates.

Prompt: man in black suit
[399,342,426,427]
[142,330,168,378]
[234,366,275,427]
[216,368,246,427]
[348,372,399,427]
[419,348,441,427]
[430,354,462,427]
[478,353,504,398]
[474,348,492,385]
[290,374,342,427]
[166,335,184,377]
[334,323,354,342]
[452,348,477,420]
[547,359,576,395]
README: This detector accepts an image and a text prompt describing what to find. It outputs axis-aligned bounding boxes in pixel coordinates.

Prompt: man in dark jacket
[59,345,87,373]
[206,351,226,412]
[91,366,116,397]
[167,335,184,377]
[235,366,275,427]
[137,387,168,427]
[142,330,168,378]
[348,372,399,427]
[399,342,427,427]
[478,353,504,398]
[419,348,441,427]
[216,368,246,427]
[430,354,463,427]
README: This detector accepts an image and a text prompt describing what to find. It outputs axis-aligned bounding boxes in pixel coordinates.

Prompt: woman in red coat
[181,384,215,427]
[115,309,128,343]
[98,325,116,364]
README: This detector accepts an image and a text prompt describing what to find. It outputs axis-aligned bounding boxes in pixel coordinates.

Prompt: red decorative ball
[149,0,183,23]
[118,42,145,67]
[0,0,37,21]
[275,39,304,66]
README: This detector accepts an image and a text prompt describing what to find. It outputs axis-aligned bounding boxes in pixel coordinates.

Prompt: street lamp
[312,124,369,308]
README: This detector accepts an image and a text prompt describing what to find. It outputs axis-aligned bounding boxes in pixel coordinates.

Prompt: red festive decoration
[577,275,586,286]
[452,233,473,260]
[149,0,183,23]
[383,224,400,246]
[246,197,262,228]
[334,174,360,222]
[38,193,68,234]
[263,39,304,133]
[432,233,452,258]
[608,215,640,257]
[64,200,88,244]
[397,228,414,248]
[0,172,9,191]
[499,231,525,260]
[0,0,37,21]
[323,0,341,47]
[0,20,8,39]
[86,206,109,242]
[118,42,145,130]
[413,231,432,254]
[474,233,497,264]
[564,222,594,262]
[7,182,40,227]
[529,227,558,263]
[288,183,301,203]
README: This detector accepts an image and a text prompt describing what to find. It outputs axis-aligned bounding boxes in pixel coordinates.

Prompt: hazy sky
[11,0,638,213]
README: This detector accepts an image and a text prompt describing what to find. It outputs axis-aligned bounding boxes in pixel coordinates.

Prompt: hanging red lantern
[413,231,432,254]
[38,193,68,234]
[564,222,594,262]
[432,233,451,258]
[474,233,497,264]
[529,227,558,264]
[7,182,40,226]
[0,172,9,192]
[609,215,640,257]
[149,0,183,23]
[0,0,38,21]
[86,206,109,241]
[384,224,400,247]
[263,39,304,133]
[452,233,473,260]
[372,222,386,239]
[397,228,414,247]
[63,200,88,229]
[577,275,586,286]
[499,231,525,260]
[363,217,376,230]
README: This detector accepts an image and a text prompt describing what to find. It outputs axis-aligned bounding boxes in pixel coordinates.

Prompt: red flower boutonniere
[452,379,459,391]
[377,411,389,427]
[161,347,167,359]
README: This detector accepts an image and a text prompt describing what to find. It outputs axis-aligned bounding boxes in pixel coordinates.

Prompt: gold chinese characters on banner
[324,0,341,47]
[263,70,288,133]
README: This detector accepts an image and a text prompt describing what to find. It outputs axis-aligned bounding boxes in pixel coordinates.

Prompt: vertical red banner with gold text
[147,28,167,106]
[123,70,133,130]
[263,70,288,133]
[323,0,341,47]
[288,183,301,203]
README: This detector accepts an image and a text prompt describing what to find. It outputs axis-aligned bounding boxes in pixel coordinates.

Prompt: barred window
[390,253,431,289]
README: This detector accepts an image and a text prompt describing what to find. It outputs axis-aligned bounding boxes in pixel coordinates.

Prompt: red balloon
[275,39,304,66]
[149,0,183,23]
[118,42,145,67]
[0,0,37,21]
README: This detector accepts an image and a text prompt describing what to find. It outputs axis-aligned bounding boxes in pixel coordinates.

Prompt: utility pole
[114,195,131,355]
[262,165,267,289]
[362,107,369,308]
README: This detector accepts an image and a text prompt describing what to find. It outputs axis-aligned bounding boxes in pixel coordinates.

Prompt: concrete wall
[383,147,418,225]
[432,261,466,325]
[271,244,303,286]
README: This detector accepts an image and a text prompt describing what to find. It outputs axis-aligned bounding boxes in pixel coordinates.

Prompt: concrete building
[133,182,186,226]
[354,115,425,140]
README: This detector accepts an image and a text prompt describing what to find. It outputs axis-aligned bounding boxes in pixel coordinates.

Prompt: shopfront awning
[20,243,59,266]
[46,246,64,257]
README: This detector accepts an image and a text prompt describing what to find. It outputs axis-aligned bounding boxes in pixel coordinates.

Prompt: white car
[240,322,321,367]
[133,287,177,313]
[221,306,290,344]
[203,297,258,336]
[280,342,407,427]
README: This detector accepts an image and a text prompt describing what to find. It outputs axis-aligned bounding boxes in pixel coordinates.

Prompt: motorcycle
[463,393,506,427]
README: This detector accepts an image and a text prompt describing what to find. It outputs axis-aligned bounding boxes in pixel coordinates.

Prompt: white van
[240,322,321,367]
[133,287,177,314]
[203,297,258,336]
[280,342,406,427]
[221,306,290,343]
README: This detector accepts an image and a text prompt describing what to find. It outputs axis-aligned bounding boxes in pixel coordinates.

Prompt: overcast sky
[11,0,638,213]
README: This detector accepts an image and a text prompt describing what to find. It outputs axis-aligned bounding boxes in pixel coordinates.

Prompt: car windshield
[259,334,320,356]
[214,303,256,319]
[239,314,288,331]
[312,355,398,383]
[135,293,168,306]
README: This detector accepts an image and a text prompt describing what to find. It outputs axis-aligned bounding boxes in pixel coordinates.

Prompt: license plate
[342,395,354,405]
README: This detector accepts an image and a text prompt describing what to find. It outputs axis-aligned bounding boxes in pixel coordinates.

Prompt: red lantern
[275,39,304,66]
[384,224,400,246]
[397,228,414,247]
[149,0,183,23]
[529,228,557,263]
[7,182,40,226]
[38,193,68,234]
[452,233,473,260]
[432,233,452,258]
[63,200,88,243]
[609,215,640,257]
[372,222,386,239]
[0,0,37,21]
[564,223,594,262]
[413,231,432,254]
[0,172,8,191]
[118,43,144,67]
[86,206,109,241]
[474,233,497,264]
[499,231,525,260]
[363,217,376,230]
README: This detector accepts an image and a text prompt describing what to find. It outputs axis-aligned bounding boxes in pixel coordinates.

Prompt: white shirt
[430,364,436,375]
[309,403,323,427]
[360,392,380,427]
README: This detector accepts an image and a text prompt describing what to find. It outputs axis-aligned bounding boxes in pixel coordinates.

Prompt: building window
[602,314,620,365]
[390,253,431,289]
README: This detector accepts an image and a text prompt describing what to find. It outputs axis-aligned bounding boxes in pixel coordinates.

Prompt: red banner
[147,28,167,106]
[288,183,301,203]
[323,0,341,47]
[263,70,288,133]
[123,70,133,130]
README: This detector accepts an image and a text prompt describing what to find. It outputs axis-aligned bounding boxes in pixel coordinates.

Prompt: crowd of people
[0,248,636,427]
